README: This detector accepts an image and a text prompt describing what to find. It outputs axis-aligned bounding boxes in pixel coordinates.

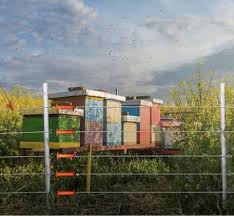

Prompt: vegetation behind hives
[0,85,42,157]
[1,73,234,215]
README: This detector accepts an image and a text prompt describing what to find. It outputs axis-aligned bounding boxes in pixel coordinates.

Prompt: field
[1,74,234,215]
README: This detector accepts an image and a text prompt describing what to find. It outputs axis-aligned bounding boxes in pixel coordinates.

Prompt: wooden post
[86,142,93,192]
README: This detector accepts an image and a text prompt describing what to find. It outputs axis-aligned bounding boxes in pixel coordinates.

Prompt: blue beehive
[85,98,104,123]
[49,88,126,148]
[104,123,122,146]
[103,99,125,146]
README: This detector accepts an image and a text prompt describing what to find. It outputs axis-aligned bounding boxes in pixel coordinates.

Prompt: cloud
[0,54,122,91]
[112,11,234,87]
[146,45,234,97]
[141,15,234,64]
[66,0,96,17]
[0,0,96,47]
[0,51,163,96]
[82,3,234,96]
[1,0,234,98]
[3,39,26,50]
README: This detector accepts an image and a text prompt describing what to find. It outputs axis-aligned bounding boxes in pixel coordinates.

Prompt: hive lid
[22,107,84,116]
[49,89,126,102]
[151,98,163,104]
[126,96,163,105]
[123,99,153,107]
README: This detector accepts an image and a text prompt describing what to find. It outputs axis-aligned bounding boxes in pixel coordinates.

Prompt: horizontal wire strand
[48,105,234,108]
[76,172,234,176]
[0,173,45,176]
[76,191,234,194]
[1,191,234,196]
[75,155,231,158]
[73,130,234,133]
[0,131,46,135]
[2,191,234,195]
[0,191,47,195]
[1,172,232,177]
[0,155,44,159]
[0,154,230,159]
[1,130,234,135]
[3,171,234,177]
[0,155,228,159]
[2,105,234,110]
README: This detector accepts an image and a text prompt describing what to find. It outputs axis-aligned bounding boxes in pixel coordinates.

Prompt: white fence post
[220,83,227,201]
[43,83,50,208]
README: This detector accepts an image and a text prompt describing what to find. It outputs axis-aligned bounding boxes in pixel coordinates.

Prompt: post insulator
[56,171,76,177]
[56,130,75,135]
[56,152,76,160]
[56,190,76,197]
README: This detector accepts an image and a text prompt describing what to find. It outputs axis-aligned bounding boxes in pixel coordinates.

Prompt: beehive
[20,108,83,151]
[160,117,180,149]
[122,98,163,145]
[151,125,162,147]
[122,115,140,145]
[103,100,123,146]
[150,98,163,145]
[49,88,125,148]
[122,100,151,144]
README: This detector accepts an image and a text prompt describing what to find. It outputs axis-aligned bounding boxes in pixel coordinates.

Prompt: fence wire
[75,154,231,158]
[1,172,234,177]
[0,191,46,195]
[2,130,234,135]
[0,155,44,159]
[0,100,233,200]
[2,105,234,110]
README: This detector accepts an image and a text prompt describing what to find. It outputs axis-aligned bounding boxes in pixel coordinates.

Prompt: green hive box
[20,108,84,151]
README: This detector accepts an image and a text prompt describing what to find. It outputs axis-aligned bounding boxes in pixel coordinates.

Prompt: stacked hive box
[104,100,122,146]
[49,91,104,147]
[122,114,140,145]
[49,88,126,148]
[20,108,83,151]
[84,96,104,147]
[151,125,162,147]
[122,100,151,144]
[122,97,163,145]
[150,98,163,146]
[160,117,180,149]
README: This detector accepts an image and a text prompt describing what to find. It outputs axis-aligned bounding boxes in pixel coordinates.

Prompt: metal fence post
[220,83,227,201]
[43,83,50,208]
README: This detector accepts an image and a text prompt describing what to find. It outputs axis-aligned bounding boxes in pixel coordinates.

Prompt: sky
[1,0,234,98]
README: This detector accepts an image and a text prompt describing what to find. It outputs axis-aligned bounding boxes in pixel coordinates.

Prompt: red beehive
[123,97,163,146]
[140,105,151,144]
[150,99,163,146]
[123,100,149,145]
[151,99,162,125]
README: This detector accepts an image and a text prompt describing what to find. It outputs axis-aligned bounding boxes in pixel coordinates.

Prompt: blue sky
[1,0,234,98]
